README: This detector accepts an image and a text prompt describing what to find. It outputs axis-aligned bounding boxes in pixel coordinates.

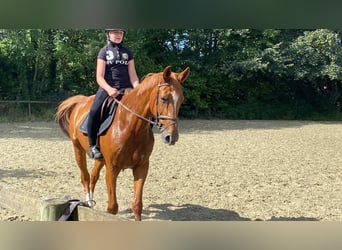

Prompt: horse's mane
[140,72,155,81]
[135,72,161,96]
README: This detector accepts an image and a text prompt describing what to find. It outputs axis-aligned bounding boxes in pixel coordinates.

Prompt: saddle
[79,97,118,136]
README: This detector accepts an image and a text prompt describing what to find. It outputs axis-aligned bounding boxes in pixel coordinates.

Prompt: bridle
[113,82,178,131]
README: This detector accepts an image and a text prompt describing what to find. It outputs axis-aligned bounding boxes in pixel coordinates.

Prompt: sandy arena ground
[0,120,342,221]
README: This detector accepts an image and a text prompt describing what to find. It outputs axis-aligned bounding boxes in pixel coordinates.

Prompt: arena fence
[0,100,58,120]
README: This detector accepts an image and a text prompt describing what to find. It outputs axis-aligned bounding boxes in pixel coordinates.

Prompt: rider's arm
[96,59,119,97]
[128,59,139,88]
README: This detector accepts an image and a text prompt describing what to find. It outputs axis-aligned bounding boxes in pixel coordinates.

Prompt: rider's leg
[87,88,108,159]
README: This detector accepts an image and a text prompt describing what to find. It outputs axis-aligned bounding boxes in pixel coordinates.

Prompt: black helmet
[105,29,126,33]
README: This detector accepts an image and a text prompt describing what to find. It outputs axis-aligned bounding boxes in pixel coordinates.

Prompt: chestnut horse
[55,66,190,221]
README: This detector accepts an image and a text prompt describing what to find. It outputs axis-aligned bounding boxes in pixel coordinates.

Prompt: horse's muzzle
[161,131,179,145]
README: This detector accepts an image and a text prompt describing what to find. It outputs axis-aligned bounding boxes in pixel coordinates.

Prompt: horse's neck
[119,82,155,124]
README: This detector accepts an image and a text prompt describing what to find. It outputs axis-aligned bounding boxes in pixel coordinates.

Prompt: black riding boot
[87,104,104,159]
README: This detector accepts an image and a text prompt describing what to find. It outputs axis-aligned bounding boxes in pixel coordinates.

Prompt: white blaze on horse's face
[171,90,179,118]
[159,85,182,145]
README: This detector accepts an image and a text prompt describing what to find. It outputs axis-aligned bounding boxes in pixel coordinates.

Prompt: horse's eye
[161,96,168,103]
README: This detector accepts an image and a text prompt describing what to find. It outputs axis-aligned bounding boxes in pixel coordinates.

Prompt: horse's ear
[177,67,190,84]
[163,66,172,81]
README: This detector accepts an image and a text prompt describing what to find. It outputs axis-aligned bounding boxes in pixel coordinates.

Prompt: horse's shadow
[0,168,54,179]
[120,203,318,221]
[144,203,250,221]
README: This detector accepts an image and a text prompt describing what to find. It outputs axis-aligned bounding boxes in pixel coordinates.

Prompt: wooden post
[28,101,31,119]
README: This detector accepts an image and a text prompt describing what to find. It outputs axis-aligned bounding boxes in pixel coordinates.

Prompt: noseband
[114,82,178,131]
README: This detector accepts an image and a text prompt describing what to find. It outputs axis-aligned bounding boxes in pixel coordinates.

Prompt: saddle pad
[79,102,118,136]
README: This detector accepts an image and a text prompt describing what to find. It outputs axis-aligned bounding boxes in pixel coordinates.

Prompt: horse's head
[150,66,190,145]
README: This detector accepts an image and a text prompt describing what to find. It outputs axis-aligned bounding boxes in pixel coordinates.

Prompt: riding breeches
[87,88,109,146]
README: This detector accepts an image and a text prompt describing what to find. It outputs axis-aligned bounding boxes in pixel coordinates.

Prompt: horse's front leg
[132,162,149,221]
[105,164,121,214]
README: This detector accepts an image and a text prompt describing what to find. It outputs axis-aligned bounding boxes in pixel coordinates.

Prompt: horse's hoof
[87,199,96,207]
[107,206,118,215]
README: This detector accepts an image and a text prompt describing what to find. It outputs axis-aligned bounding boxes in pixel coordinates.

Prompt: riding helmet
[105,29,126,33]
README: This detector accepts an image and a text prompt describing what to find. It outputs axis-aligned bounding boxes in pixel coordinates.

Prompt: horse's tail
[55,95,88,138]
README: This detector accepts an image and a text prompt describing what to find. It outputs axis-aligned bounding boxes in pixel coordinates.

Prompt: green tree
[286,29,342,112]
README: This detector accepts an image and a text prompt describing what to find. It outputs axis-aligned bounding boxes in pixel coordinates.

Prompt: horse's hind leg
[72,143,93,205]
[89,159,105,207]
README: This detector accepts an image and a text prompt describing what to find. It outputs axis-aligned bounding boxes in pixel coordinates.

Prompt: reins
[114,98,158,126]
[112,82,177,131]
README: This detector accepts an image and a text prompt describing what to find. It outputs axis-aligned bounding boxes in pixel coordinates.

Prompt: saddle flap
[79,101,118,135]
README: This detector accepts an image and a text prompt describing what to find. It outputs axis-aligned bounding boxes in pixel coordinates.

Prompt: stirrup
[90,146,103,159]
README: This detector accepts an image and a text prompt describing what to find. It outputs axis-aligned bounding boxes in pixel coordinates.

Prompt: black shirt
[97,42,134,90]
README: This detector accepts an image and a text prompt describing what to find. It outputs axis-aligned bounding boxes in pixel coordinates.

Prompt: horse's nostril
[165,135,171,144]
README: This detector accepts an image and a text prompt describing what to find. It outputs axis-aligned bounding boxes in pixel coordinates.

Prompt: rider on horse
[87,28,140,159]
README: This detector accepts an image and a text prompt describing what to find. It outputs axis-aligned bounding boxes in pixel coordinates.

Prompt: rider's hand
[107,87,119,98]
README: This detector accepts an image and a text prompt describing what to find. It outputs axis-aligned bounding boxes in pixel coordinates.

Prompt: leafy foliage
[1,29,342,120]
